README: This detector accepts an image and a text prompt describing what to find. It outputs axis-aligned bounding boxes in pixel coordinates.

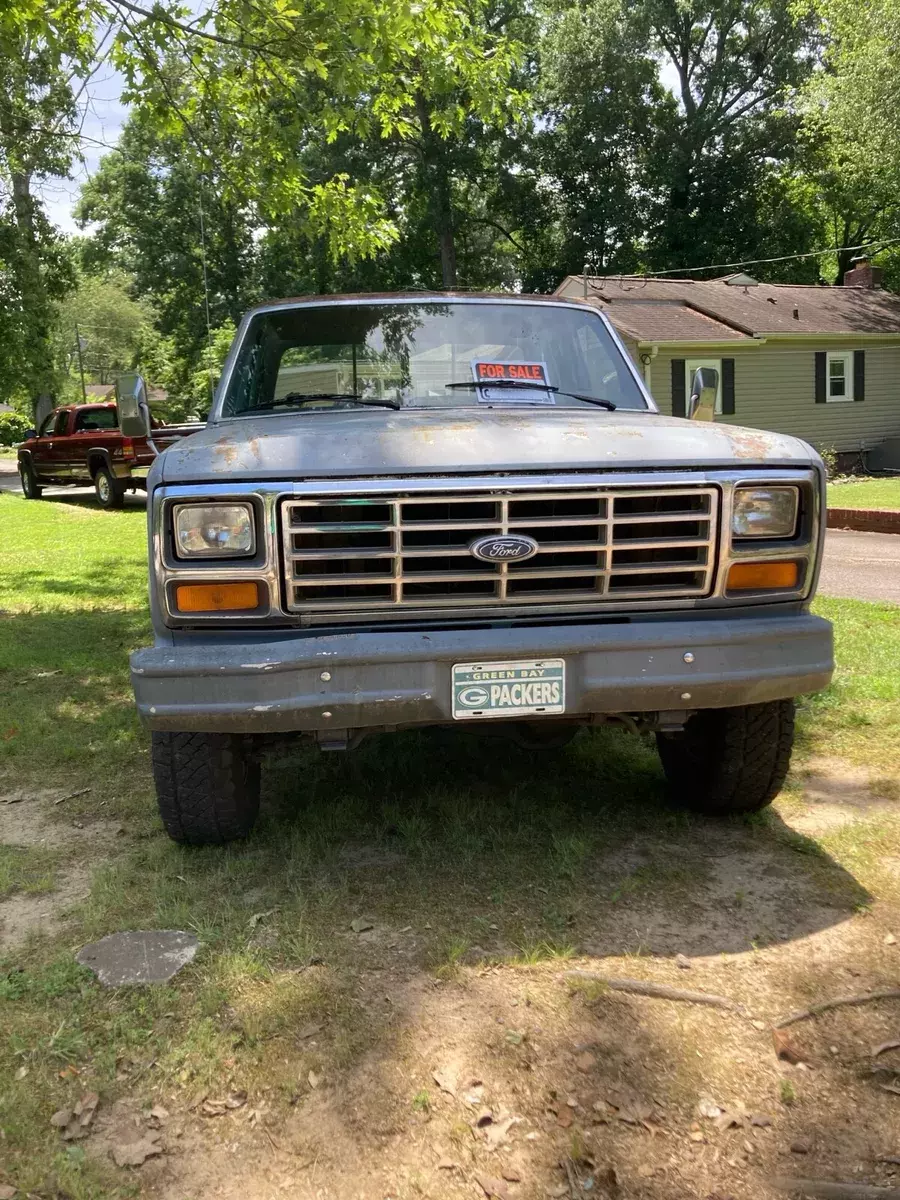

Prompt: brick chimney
[844,255,883,289]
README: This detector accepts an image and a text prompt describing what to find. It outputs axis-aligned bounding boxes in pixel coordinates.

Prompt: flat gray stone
[76,930,199,986]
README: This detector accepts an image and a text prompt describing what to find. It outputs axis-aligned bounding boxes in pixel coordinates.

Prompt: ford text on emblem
[469,534,539,563]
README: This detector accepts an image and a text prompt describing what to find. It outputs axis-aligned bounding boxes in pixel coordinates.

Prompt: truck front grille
[280,486,719,615]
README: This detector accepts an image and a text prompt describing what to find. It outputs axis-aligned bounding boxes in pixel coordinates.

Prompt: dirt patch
[0,867,94,950]
[790,757,899,836]
[0,791,123,949]
[81,946,900,1200]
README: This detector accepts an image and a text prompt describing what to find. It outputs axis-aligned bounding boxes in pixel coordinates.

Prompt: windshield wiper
[253,392,401,411]
[445,380,616,410]
[555,391,617,411]
[445,379,551,392]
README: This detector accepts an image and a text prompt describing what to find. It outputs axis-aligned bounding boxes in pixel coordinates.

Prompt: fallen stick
[563,971,742,1012]
[54,788,91,806]
[774,1177,900,1198]
[774,991,900,1030]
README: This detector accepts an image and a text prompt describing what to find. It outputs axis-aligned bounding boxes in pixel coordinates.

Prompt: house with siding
[554,261,900,465]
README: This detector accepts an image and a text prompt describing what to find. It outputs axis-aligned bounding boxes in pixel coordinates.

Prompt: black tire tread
[151,731,260,844]
[657,699,795,815]
[19,461,42,499]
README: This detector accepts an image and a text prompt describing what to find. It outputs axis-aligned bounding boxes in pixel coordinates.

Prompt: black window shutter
[721,358,735,415]
[815,352,826,403]
[671,359,686,417]
[854,350,865,401]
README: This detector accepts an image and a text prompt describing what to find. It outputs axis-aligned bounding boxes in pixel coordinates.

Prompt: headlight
[173,503,254,558]
[732,487,799,539]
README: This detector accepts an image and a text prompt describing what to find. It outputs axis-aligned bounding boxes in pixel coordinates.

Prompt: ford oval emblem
[469,534,539,563]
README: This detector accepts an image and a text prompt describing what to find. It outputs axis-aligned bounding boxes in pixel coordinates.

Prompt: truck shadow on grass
[0,608,870,969]
[0,609,870,965]
[242,725,871,963]
[38,492,147,510]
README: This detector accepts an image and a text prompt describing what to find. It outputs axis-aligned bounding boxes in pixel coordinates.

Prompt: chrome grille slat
[281,486,719,614]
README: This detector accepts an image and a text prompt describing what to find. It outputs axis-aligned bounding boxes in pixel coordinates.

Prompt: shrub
[818,444,838,479]
[0,412,31,446]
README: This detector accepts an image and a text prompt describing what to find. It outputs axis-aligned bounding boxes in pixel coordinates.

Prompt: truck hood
[157,408,818,483]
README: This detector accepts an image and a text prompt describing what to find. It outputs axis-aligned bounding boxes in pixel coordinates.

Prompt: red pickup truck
[17,402,198,508]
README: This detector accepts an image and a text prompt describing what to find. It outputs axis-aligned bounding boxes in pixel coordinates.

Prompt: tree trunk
[11,171,54,418]
[437,183,458,289]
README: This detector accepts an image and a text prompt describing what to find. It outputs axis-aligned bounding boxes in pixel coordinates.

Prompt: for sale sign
[471,360,555,404]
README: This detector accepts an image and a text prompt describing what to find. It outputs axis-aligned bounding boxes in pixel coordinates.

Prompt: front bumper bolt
[322,710,333,719]
[683,652,695,663]
[681,692,692,701]
[320,671,332,681]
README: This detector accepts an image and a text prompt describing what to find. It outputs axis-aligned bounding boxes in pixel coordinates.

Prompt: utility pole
[75,325,87,404]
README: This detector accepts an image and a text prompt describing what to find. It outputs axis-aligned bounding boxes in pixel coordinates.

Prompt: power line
[585,238,900,283]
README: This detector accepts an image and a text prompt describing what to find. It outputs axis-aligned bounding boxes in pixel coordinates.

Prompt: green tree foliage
[56,269,156,392]
[0,411,32,446]
[76,115,259,366]
[0,0,95,411]
[634,0,821,271]
[802,0,900,282]
[108,0,526,285]
[519,0,674,289]
[9,0,900,421]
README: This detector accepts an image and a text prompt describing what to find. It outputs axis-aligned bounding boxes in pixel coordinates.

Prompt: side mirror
[116,372,151,438]
[688,367,718,422]
[24,428,36,440]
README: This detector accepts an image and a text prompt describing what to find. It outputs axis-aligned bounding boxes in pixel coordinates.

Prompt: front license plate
[452,659,565,720]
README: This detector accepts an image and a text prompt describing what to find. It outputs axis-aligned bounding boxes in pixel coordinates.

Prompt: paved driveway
[818,529,900,604]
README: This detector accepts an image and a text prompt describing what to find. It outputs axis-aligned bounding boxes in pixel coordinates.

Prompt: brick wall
[827,507,900,533]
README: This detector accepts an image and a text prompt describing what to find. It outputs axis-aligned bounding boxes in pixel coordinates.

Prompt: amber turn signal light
[726,561,799,591]
[175,582,260,612]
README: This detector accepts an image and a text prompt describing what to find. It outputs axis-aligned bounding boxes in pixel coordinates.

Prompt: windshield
[219,301,650,416]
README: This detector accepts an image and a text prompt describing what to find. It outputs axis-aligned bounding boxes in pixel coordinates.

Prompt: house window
[685,359,723,415]
[826,352,854,402]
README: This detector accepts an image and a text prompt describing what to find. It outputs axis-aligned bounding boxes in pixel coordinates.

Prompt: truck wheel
[656,699,795,816]
[151,731,261,844]
[19,462,42,499]
[94,465,125,509]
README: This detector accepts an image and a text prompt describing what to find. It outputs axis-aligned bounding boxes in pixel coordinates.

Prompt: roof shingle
[558,275,900,338]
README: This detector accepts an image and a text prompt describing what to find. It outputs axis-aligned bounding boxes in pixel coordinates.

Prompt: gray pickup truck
[125,293,833,844]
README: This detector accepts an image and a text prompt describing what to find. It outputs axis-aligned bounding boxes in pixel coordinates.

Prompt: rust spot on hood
[212,435,240,468]
[729,428,775,460]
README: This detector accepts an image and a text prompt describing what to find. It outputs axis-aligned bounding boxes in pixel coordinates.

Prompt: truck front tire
[151,731,261,844]
[19,462,42,499]
[656,699,795,816]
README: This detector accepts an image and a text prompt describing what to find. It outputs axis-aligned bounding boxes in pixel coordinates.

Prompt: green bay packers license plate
[452,659,565,720]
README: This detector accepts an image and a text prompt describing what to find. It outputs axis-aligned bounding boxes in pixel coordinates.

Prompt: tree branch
[467,217,527,253]
[105,0,259,49]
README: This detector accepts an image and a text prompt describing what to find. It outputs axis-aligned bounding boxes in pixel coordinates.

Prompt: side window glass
[39,413,57,436]
[75,408,118,432]
[53,411,70,435]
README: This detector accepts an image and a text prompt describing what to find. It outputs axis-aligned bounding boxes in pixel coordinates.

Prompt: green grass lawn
[827,476,900,510]
[0,491,899,1197]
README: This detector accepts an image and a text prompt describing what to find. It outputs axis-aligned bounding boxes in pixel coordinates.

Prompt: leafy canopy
[109,0,526,261]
